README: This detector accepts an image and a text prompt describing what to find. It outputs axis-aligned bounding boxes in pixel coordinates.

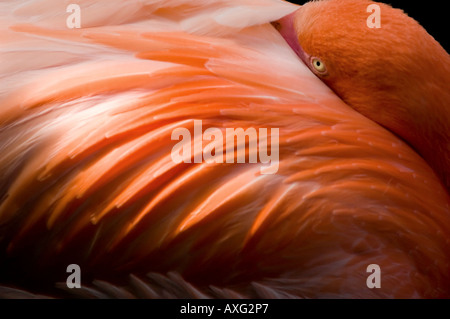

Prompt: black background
[289,0,448,53]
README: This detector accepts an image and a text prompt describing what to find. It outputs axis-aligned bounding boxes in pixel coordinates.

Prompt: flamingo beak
[272,10,310,66]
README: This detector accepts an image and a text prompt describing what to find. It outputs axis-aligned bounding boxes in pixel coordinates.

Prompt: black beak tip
[271,21,281,31]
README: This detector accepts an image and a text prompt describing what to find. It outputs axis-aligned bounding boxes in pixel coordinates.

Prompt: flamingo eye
[311,57,327,75]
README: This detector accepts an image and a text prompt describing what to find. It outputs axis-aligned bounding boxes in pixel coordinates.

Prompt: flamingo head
[273,0,450,189]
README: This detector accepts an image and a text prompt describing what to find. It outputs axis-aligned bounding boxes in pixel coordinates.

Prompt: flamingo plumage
[0,0,449,298]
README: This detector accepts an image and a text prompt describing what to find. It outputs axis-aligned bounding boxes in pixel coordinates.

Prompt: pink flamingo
[0,0,449,298]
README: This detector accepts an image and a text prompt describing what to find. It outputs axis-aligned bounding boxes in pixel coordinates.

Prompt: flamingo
[0,0,449,299]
